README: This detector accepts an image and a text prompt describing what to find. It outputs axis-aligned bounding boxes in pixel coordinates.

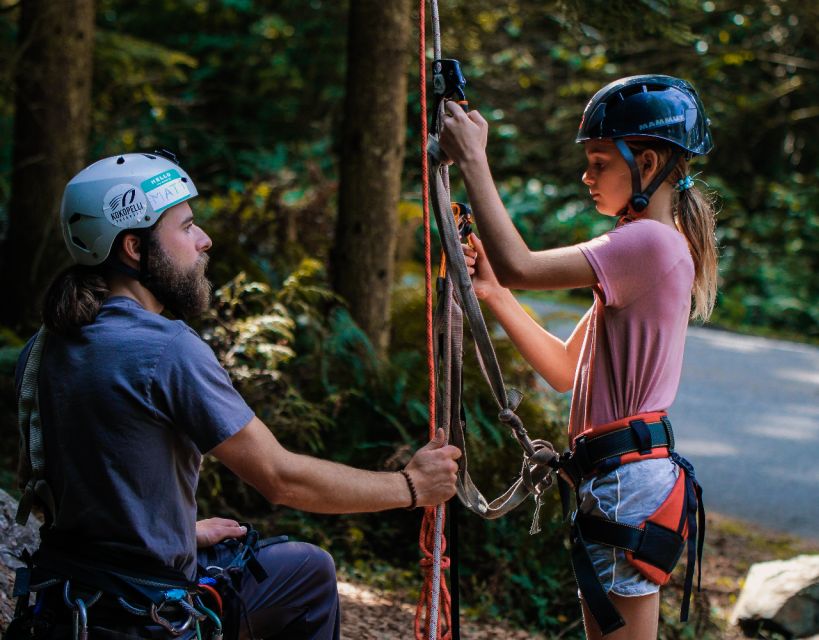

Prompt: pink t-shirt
[568,219,694,440]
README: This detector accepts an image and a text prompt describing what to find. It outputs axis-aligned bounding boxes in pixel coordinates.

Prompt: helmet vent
[144,154,156,159]
[71,236,88,250]
[116,156,125,164]
[69,213,82,224]
[181,177,188,183]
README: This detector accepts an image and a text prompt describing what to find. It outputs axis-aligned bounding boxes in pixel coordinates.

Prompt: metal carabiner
[71,598,88,640]
[150,599,195,636]
[62,580,101,640]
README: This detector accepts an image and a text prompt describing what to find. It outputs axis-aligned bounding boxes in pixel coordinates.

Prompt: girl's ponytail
[675,181,718,321]
[625,140,719,322]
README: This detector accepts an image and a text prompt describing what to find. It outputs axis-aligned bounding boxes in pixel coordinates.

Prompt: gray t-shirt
[16,296,254,579]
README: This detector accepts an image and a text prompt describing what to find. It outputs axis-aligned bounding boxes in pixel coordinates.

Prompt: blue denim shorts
[576,457,680,597]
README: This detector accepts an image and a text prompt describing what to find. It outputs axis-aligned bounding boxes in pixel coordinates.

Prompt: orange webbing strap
[416,0,451,637]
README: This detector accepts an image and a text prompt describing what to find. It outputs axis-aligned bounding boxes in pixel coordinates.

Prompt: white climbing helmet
[60,150,198,265]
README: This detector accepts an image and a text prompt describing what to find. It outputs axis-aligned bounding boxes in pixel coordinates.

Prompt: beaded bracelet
[399,469,418,510]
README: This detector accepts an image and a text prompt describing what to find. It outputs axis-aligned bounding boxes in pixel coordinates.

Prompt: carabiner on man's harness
[149,590,199,637]
[64,581,100,640]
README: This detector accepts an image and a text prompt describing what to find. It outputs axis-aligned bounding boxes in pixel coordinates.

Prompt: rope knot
[498,408,524,432]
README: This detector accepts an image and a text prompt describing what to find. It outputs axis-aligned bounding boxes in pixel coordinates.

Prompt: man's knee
[253,540,337,596]
[302,543,337,586]
[241,541,340,639]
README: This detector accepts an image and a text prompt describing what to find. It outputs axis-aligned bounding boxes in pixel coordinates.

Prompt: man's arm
[211,418,460,514]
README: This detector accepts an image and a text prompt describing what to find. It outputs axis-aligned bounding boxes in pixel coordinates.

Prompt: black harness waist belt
[560,415,674,487]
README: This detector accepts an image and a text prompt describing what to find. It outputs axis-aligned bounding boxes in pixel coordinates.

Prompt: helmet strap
[106,260,141,281]
[104,229,153,283]
[138,228,152,285]
[614,139,682,214]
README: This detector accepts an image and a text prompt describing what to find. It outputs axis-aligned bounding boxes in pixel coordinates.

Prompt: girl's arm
[439,103,596,291]
[466,235,591,393]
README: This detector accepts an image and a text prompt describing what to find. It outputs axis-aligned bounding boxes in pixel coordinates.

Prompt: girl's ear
[639,149,661,182]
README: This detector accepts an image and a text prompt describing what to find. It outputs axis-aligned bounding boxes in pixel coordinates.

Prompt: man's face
[144,202,213,319]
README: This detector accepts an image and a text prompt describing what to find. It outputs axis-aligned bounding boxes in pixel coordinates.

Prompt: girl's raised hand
[463,233,503,301]
[439,101,489,166]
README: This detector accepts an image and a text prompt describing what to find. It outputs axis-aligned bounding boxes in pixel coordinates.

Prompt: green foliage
[0,0,814,635]
[196,260,341,516]
[408,0,819,340]
[90,0,348,187]
[196,251,577,632]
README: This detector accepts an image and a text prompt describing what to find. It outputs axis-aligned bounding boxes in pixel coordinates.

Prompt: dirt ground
[338,512,819,639]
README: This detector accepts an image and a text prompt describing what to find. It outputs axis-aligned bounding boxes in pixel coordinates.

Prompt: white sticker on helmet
[103,184,149,228]
[141,169,191,213]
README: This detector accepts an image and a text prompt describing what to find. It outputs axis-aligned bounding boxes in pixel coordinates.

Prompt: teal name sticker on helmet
[103,183,149,228]
[141,169,191,213]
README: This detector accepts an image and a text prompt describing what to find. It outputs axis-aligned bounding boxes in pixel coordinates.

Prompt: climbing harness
[556,412,705,635]
[7,527,271,640]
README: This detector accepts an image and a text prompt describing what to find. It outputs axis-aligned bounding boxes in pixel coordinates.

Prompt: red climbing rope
[415,1,451,638]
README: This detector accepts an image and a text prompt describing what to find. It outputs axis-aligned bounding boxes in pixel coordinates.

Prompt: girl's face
[581,140,634,216]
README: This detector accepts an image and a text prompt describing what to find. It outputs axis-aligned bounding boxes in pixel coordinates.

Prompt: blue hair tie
[675,175,694,192]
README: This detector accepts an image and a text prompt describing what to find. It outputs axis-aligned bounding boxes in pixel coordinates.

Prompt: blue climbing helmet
[576,74,713,212]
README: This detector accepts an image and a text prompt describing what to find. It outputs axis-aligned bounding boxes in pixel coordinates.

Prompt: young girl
[438,75,717,639]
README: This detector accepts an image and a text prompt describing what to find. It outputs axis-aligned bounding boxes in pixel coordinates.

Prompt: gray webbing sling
[15,325,57,527]
[427,137,557,525]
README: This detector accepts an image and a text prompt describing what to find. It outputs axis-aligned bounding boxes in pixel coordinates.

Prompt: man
[12,151,460,639]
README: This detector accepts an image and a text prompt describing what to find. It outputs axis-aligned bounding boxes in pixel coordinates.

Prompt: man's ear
[119,232,142,265]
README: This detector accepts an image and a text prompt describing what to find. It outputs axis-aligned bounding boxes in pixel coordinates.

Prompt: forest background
[0,0,817,638]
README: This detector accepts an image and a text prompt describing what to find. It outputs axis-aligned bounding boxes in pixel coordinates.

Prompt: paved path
[524,297,819,540]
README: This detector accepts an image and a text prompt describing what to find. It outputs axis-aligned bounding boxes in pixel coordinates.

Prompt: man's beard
[143,237,212,319]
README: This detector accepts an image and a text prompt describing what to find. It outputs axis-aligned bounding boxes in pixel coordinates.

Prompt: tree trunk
[331,0,411,357]
[0,0,95,332]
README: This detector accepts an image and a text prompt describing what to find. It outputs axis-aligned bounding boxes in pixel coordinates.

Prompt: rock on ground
[0,488,43,628]
[731,554,819,638]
